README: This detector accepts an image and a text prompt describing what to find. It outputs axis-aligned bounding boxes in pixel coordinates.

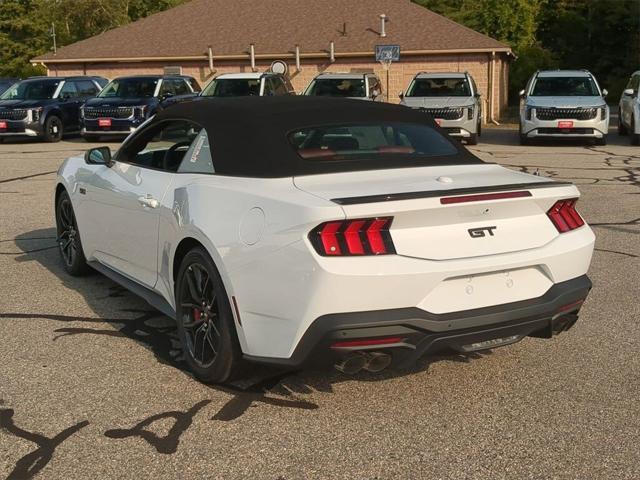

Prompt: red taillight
[309,217,395,256]
[331,336,404,348]
[547,198,584,233]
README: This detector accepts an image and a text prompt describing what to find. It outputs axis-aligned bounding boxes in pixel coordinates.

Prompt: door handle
[138,195,159,209]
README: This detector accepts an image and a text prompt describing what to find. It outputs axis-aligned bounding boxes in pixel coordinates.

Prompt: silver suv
[303,73,383,101]
[618,70,640,145]
[519,70,609,145]
[400,72,482,145]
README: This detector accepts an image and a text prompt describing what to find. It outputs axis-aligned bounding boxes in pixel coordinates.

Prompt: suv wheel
[175,247,243,384]
[467,133,478,145]
[43,115,63,142]
[631,118,640,146]
[595,136,607,146]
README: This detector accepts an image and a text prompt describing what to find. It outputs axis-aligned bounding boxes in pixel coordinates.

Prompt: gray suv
[618,70,640,145]
[519,70,609,145]
[399,72,482,145]
[303,73,383,101]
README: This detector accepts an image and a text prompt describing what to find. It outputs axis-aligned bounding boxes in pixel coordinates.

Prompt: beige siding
[49,52,510,120]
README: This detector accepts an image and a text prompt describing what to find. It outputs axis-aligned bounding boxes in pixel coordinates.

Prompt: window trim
[114,117,215,175]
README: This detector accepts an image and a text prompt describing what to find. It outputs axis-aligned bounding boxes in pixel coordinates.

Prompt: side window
[368,76,382,98]
[177,129,214,174]
[76,80,99,97]
[272,77,288,95]
[117,120,203,172]
[187,77,201,92]
[159,79,175,97]
[262,77,274,96]
[173,79,190,96]
[59,81,79,99]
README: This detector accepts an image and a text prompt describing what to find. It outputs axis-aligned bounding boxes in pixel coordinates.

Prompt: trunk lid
[294,165,577,260]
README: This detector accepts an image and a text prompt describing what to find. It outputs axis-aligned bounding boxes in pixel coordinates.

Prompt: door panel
[86,162,173,288]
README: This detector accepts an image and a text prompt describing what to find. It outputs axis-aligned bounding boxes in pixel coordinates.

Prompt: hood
[84,97,158,108]
[0,98,57,109]
[526,96,605,108]
[401,97,473,108]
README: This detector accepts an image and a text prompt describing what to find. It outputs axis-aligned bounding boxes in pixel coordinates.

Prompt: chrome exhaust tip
[362,352,392,373]
[334,353,367,375]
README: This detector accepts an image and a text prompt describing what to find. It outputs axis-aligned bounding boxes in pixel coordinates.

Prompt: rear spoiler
[331,181,574,205]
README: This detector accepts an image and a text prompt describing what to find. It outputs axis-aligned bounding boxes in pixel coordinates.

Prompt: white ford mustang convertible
[55,96,594,383]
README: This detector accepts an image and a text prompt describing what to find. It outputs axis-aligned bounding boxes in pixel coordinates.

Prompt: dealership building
[32,0,512,119]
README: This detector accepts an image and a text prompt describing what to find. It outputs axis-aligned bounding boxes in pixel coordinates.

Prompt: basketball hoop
[379,53,393,71]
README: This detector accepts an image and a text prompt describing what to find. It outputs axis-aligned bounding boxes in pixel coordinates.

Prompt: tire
[467,133,478,145]
[519,132,529,146]
[55,190,90,276]
[477,120,482,137]
[618,114,627,135]
[43,115,63,142]
[632,119,640,146]
[595,136,607,146]
[175,247,242,384]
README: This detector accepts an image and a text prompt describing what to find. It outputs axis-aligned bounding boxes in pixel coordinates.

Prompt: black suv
[80,75,200,141]
[0,76,105,142]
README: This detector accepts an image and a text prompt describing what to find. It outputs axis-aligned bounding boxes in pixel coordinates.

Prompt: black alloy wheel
[55,191,89,275]
[176,247,241,383]
[44,115,63,142]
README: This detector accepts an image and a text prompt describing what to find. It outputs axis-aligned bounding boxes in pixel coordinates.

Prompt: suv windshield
[290,123,457,161]
[0,79,60,100]
[531,77,599,96]
[201,79,261,97]
[407,78,471,97]
[305,79,366,97]
[98,78,159,98]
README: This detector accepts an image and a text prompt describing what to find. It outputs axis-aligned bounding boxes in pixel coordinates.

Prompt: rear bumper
[244,274,592,368]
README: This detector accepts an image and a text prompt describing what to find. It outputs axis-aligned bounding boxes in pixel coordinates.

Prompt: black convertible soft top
[153,96,484,178]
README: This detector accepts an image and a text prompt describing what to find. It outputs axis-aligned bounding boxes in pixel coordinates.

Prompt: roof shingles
[34,0,509,62]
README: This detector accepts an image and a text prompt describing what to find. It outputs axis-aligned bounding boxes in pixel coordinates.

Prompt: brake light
[547,198,584,233]
[309,217,395,256]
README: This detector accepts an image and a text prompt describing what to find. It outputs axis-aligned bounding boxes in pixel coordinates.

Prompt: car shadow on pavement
[8,228,491,412]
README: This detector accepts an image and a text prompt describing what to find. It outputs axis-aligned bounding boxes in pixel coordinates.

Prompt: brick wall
[49,52,510,120]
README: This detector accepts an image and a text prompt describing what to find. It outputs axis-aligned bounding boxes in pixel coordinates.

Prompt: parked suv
[303,72,383,100]
[519,70,609,145]
[618,70,640,145]
[400,72,482,145]
[200,72,294,97]
[81,74,200,141]
[0,76,104,142]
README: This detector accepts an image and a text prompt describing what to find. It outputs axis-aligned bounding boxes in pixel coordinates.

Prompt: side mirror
[623,88,634,96]
[85,146,112,166]
[474,92,481,98]
[399,92,404,100]
[602,89,608,97]
[519,89,526,98]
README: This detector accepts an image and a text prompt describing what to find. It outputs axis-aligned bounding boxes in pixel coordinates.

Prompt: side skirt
[88,261,176,320]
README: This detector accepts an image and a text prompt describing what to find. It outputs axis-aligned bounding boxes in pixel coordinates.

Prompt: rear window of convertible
[289,123,458,161]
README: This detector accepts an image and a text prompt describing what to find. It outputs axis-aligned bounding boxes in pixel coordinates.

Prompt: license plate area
[0,121,7,129]
[419,267,552,314]
[557,121,574,129]
[435,119,442,126]
[98,118,112,127]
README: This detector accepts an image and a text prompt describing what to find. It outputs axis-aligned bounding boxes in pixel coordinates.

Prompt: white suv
[303,73,383,101]
[400,72,482,145]
[200,72,295,97]
[519,70,609,145]
[618,70,640,145]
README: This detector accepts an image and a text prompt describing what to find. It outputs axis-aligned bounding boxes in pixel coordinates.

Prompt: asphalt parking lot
[1,127,639,480]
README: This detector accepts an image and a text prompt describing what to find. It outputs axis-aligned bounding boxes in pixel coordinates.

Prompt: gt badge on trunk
[468,226,497,238]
